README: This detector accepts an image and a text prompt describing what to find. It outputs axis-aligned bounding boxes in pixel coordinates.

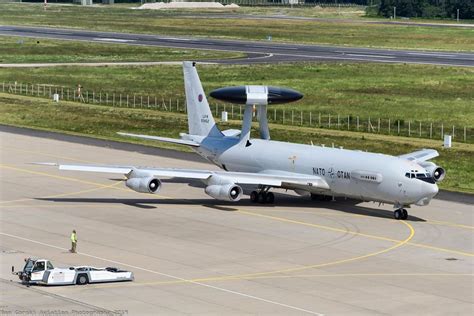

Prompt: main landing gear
[250,187,274,204]
[394,208,408,220]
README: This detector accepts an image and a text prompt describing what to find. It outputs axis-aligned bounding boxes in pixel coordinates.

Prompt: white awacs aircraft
[39,61,444,220]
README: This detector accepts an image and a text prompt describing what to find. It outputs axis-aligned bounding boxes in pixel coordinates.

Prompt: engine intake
[423,162,446,183]
[432,167,446,182]
[205,184,242,202]
[126,177,161,194]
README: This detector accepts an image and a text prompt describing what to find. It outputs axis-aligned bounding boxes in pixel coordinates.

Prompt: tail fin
[183,61,222,137]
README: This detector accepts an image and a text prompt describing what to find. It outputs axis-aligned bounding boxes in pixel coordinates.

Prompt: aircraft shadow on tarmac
[36,193,426,222]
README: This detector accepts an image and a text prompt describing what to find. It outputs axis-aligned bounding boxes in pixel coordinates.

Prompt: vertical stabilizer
[183,61,222,137]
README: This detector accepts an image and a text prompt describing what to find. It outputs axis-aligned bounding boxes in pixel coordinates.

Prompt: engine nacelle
[126,177,162,194]
[205,184,243,202]
[423,162,446,182]
[432,167,446,182]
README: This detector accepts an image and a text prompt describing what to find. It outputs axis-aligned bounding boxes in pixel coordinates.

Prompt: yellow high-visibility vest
[70,233,77,242]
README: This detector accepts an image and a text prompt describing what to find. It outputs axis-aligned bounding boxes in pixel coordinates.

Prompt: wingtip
[30,162,59,166]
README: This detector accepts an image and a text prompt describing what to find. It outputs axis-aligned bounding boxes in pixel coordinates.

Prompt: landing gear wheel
[394,209,402,220]
[401,209,408,220]
[250,191,259,203]
[265,192,275,204]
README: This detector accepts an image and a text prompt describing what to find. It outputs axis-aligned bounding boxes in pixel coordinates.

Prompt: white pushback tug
[12,258,134,286]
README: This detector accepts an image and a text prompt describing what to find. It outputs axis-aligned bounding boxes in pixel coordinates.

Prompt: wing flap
[212,171,330,190]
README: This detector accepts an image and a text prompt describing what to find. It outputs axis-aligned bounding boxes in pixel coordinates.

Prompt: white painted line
[346,54,395,59]
[92,38,135,43]
[0,232,323,315]
[407,52,458,57]
[165,37,191,41]
[47,32,73,36]
[248,45,273,49]
[274,47,299,50]
[250,53,274,60]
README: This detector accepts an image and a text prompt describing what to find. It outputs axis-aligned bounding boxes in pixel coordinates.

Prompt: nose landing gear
[394,208,408,220]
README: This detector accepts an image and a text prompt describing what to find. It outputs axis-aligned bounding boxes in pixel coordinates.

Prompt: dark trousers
[71,241,77,253]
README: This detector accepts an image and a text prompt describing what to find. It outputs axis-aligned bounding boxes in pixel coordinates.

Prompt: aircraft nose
[424,183,439,198]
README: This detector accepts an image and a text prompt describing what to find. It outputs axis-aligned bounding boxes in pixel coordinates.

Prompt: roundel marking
[198,94,203,102]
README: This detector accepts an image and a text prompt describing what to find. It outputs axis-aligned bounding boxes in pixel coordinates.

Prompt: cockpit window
[405,172,436,184]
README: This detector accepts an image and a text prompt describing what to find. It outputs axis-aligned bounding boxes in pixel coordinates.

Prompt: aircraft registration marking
[313,167,350,179]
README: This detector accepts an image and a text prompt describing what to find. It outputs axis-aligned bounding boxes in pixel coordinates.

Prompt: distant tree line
[378,0,474,19]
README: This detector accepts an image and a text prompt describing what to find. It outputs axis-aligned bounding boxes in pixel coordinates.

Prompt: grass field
[0,92,472,193]
[235,5,367,19]
[1,4,473,51]
[1,63,472,127]
[0,36,243,63]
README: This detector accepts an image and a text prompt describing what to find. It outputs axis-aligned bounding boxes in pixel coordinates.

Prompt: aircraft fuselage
[195,136,439,207]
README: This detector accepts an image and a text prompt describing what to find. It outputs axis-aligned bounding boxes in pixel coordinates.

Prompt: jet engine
[205,184,243,202]
[126,177,162,194]
[423,162,446,182]
[431,167,446,182]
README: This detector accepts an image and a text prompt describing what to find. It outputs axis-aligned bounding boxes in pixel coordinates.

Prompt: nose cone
[415,183,439,206]
[424,183,439,198]
[210,86,247,104]
[267,86,303,104]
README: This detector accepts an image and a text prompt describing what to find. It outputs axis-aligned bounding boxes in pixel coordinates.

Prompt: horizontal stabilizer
[118,132,200,147]
[221,129,241,137]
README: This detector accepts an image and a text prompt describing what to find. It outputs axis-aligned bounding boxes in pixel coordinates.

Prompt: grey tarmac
[1,129,473,315]
[0,25,473,67]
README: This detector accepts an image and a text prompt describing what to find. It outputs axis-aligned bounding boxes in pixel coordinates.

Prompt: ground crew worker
[77,84,85,102]
[69,230,77,253]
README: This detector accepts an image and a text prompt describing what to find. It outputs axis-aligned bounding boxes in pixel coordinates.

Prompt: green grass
[0,92,472,193]
[0,36,244,63]
[1,3,473,51]
[1,63,472,128]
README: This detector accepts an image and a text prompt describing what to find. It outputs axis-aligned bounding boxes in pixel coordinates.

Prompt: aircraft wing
[35,163,329,190]
[398,149,439,162]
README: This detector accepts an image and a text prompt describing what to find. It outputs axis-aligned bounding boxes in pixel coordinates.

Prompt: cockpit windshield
[405,172,436,184]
